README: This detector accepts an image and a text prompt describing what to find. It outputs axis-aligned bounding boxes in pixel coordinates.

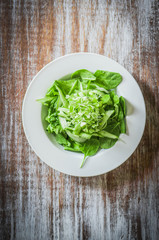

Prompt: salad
[38,69,126,167]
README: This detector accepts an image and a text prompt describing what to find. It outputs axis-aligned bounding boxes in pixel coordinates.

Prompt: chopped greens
[38,69,126,167]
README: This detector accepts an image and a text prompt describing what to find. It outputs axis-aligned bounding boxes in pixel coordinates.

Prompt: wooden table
[0,0,159,239]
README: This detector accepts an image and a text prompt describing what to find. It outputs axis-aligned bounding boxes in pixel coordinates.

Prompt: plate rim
[22,52,146,177]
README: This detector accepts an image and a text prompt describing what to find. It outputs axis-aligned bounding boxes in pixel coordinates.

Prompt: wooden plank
[0,0,158,239]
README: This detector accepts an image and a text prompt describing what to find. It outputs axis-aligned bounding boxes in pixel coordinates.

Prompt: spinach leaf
[119,96,126,117]
[100,123,120,149]
[55,79,79,96]
[64,142,82,152]
[105,120,120,135]
[113,94,119,104]
[120,119,126,133]
[101,94,111,104]
[94,70,122,90]
[95,130,118,139]
[99,110,114,129]
[118,104,124,120]
[71,69,96,81]
[100,138,118,149]
[80,138,100,167]
[55,133,71,147]
[89,82,109,93]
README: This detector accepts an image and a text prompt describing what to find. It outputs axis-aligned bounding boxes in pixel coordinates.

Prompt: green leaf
[113,94,119,104]
[95,130,118,139]
[119,96,126,117]
[74,123,82,135]
[118,104,124,120]
[120,119,126,133]
[55,133,71,147]
[69,79,78,94]
[101,94,111,104]
[94,70,106,77]
[89,83,109,93]
[80,138,100,167]
[55,84,68,107]
[55,79,79,96]
[54,95,62,110]
[36,97,54,106]
[100,123,120,149]
[100,137,118,149]
[55,133,70,146]
[46,83,58,97]
[99,110,114,129]
[105,120,120,135]
[94,70,122,90]
[71,69,96,81]
[47,123,61,134]
[64,142,82,152]
[66,130,87,143]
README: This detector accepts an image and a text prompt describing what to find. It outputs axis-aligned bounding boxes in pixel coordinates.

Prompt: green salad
[38,69,126,167]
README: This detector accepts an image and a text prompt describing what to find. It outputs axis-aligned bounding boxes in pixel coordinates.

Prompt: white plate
[22,53,146,177]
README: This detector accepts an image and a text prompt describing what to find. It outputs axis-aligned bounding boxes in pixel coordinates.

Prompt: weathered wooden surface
[0,0,159,239]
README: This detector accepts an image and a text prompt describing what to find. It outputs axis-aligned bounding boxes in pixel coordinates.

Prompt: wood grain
[0,0,159,239]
